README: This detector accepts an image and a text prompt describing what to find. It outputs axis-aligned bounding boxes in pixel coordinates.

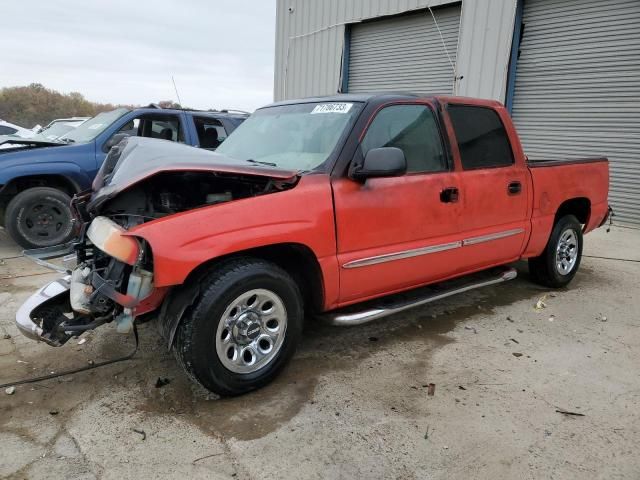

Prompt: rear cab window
[447,105,514,169]
[361,104,447,173]
[194,116,227,149]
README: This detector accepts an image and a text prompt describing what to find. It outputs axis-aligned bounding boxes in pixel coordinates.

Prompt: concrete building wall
[274,0,517,102]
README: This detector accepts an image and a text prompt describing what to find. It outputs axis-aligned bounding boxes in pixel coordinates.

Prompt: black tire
[4,187,75,249]
[528,214,583,288]
[174,257,303,396]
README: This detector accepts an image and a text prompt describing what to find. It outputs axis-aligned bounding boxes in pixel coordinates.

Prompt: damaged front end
[15,137,300,347]
[16,212,163,346]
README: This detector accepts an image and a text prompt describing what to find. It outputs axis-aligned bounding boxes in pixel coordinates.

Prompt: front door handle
[508,181,522,195]
[440,187,459,203]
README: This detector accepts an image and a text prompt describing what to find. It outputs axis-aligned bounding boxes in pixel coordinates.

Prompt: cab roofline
[263,93,504,110]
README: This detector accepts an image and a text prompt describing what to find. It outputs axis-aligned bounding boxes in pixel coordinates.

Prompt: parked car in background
[0,106,248,248]
[14,94,610,396]
[37,117,90,134]
[0,119,35,138]
[30,117,90,137]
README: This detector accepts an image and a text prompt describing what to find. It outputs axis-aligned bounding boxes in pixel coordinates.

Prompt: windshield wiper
[59,138,75,144]
[246,159,277,167]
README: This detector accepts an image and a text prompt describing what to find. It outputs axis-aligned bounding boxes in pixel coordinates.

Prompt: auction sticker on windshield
[311,103,353,114]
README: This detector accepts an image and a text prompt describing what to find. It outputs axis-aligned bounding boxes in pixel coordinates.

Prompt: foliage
[0,84,182,129]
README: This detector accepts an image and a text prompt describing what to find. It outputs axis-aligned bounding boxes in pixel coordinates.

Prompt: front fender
[128,174,339,304]
[0,162,92,192]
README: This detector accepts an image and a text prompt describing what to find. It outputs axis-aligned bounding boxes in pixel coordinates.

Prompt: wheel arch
[555,197,591,226]
[0,174,81,224]
[184,242,325,313]
[158,242,325,349]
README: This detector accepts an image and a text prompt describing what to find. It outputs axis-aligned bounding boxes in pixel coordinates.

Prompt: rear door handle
[508,181,522,195]
[440,186,459,203]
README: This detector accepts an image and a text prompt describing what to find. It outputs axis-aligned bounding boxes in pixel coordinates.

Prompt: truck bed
[523,157,609,258]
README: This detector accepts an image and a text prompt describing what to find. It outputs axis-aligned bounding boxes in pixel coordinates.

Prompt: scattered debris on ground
[3,333,11,339]
[465,325,478,334]
[512,352,523,358]
[549,315,555,322]
[368,336,379,342]
[132,428,147,440]
[556,409,585,417]
[5,386,16,395]
[427,383,436,396]
[510,338,519,344]
[192,453,223,464]
[155,377,171,388]
[506,316,514,323]
[535,295,548,310]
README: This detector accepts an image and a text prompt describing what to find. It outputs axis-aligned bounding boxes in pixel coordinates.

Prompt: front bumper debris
[22,242,77,273]
[15,276,72,346]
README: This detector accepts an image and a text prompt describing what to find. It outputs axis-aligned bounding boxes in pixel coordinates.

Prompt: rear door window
[113,114,184,142]
[194,117,227,149]
[361,104,447,173]
[447,105,514,169]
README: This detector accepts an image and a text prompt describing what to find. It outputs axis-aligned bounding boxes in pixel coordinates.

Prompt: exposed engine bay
[92,171,293,228]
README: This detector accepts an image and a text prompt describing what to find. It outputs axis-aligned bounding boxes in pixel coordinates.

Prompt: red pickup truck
[16,94,610,396]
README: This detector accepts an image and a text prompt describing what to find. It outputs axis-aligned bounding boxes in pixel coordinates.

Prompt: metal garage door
[511,0,640,226]
[347,5,461,95]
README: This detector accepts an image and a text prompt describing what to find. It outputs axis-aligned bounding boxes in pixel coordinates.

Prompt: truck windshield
[59,108,129,144]
[216,102,362,170]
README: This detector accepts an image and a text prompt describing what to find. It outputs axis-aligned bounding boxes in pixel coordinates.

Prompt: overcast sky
[1,1,276,112]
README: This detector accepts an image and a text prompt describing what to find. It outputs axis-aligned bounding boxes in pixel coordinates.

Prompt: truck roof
[128,106,250,119]
[266,93,503,109]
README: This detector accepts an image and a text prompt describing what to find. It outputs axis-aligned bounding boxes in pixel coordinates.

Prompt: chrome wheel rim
[556,229,578,275]
[215,288,287,374]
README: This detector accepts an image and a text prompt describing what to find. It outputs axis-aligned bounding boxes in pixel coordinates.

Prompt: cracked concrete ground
[1,225,639,479]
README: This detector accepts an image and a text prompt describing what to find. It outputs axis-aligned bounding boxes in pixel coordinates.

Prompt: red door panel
[457,166,529,269]
[332,173,463,304]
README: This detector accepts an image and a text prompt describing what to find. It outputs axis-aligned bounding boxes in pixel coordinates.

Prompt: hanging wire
[0,325,139,389]
[428,6,456,74]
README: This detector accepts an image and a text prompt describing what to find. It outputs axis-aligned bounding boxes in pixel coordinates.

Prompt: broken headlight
[86,216,141,265]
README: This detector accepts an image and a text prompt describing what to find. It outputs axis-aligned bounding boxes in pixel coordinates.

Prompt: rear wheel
[528,214,583,288]
[174,258,303,396]
[5,187,75,249]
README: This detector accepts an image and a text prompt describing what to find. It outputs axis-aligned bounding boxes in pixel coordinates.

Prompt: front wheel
[4,187,75,249]
[528,214,583,288]
[174,258,303,396]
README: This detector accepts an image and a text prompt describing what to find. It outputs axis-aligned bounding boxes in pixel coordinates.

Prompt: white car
[0,120,35,138]
[36,117,90,134]
[0,118,89,150]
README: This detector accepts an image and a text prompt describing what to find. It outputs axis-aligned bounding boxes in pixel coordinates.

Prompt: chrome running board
[321,266,517,326]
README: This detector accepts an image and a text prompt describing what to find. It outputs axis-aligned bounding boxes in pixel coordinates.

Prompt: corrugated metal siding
[512,0,640,226]
[347,6,461,94]
[274,0,516,102]
[455,0,516,100]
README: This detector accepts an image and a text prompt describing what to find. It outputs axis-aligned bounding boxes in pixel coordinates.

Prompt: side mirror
[351,147,407,181]
[104,133,130,151]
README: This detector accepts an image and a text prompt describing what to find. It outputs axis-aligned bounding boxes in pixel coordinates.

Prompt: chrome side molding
[321,266,517,326]
[342,241,462,269]
[342,228,525,269]
[462,228,524,246]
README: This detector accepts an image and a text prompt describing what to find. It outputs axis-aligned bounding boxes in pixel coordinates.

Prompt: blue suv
[0,106,247,248]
